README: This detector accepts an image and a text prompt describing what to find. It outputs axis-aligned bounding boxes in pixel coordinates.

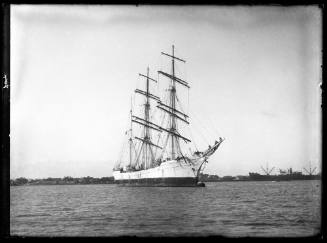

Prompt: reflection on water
[10,180,321,237]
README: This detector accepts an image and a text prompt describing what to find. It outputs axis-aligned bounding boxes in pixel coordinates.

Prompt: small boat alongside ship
[113,45,224,187]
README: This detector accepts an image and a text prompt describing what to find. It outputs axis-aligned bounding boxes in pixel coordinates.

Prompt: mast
[133,68,161,169]
[158,45,190,160]
[129,96,133,166]
[171,45,176,159]
[144,67,151,169]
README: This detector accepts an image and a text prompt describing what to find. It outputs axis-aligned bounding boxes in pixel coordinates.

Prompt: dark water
[10,180,321,237]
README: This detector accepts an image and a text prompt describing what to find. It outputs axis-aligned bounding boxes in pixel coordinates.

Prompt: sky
[10,5,322,179]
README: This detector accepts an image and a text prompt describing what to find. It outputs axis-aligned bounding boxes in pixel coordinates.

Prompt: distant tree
[63,176,74,182]
[222,176,235,181]
[14,177,28,185]
[99,177,114,183]
[82,176,94,184]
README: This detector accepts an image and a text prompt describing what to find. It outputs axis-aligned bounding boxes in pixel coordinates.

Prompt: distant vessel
[113,45,224,186]
[199,163,321,182]
[248,164,320,181]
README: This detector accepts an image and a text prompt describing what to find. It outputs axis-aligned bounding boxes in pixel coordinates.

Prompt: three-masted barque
[113,45,224,187]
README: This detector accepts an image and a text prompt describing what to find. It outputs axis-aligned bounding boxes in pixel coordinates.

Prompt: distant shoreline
[10,176,115,186]
[10,174,321,186]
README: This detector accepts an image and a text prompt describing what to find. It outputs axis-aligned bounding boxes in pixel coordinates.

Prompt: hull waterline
[115,177,199,187]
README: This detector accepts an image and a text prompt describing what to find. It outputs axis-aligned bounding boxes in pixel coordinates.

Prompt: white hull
[113,157,205,181]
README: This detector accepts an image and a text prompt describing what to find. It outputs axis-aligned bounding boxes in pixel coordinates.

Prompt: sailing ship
[113,45,224,187]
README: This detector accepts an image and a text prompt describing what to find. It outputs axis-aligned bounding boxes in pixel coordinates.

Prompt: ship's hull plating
[113,159,205,187]
[115,177,198,187]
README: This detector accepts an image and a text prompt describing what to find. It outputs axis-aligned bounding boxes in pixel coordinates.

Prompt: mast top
[161,45,186,63]
[139,67,158,83]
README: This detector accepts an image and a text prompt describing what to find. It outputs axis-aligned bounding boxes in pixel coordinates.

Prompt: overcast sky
[10,5,321,179]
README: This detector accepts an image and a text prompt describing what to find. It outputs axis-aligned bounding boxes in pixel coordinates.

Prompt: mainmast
[171,46,176,159]
[158,45,191,160]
